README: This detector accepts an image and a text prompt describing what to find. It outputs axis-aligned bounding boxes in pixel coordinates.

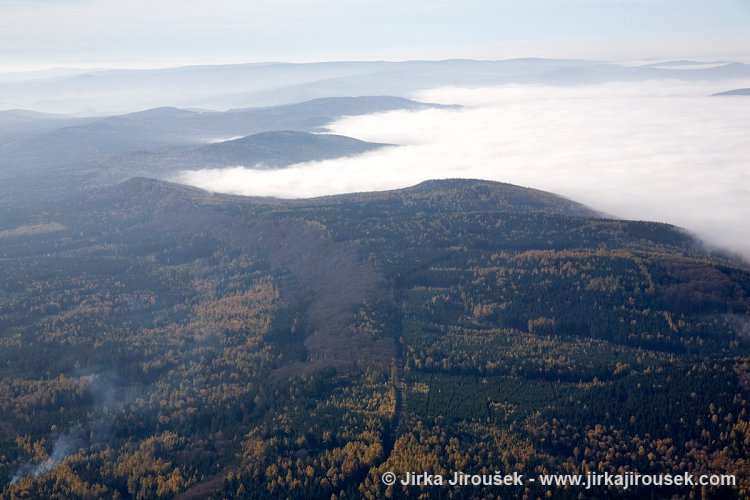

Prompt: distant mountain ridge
[0,96,442,162]
[0,96,445,206]
[0,109,97,143]
[713,88,750,96]
[3,59,750,114]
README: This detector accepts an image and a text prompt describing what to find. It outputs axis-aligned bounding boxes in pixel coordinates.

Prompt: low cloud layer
[177,79,750,260]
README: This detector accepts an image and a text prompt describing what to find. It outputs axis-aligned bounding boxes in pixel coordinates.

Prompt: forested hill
[1,178,749,498]
[172,131,387,167]
[99,131,389,176]
[84,176,599,217]
[313,178,600,216]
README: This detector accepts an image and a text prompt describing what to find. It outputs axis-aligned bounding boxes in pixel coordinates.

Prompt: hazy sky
[1,0,749,71]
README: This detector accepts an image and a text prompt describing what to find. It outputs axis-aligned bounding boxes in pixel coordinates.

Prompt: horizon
[2,55,749,78]
[2,0,749,73]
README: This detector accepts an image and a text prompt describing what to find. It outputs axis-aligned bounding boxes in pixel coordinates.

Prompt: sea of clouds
[177,79,750,260]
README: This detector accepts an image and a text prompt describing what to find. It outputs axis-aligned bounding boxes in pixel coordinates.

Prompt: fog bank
[177,79,750,260]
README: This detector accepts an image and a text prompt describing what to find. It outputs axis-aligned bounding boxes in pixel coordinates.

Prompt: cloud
[177,79,750,261]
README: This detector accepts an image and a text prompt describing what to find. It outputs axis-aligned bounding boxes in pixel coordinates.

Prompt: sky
[1,0,749,72]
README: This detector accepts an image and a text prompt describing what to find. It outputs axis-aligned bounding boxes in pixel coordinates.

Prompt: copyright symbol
[382,471,397,485]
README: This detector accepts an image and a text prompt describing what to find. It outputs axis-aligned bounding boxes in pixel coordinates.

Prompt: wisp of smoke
[176,79,750,261]
[727,314,750,343]
[8,374,137,485]
[11,430,81,484]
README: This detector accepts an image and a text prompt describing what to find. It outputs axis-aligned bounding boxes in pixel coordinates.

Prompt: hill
[1,178,748,498]
[190,131,387,167]
[713,88,750,96]
[323,178,599,217]
[102,131,389,176]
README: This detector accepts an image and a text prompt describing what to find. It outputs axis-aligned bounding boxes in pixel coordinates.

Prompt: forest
[0,178,748,499]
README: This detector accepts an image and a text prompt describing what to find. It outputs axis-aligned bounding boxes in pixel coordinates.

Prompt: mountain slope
[1,178,748,498]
